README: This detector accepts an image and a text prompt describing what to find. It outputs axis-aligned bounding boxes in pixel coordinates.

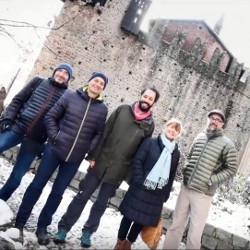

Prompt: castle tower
[214,14,224,35]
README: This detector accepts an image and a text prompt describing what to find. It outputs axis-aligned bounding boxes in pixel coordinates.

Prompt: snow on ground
[0,157,249,249]
[0,158,165,249]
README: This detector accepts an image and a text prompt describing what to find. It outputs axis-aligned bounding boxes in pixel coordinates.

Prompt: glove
[0,119,12,133]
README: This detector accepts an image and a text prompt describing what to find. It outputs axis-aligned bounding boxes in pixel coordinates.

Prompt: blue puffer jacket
[45,87,108,163]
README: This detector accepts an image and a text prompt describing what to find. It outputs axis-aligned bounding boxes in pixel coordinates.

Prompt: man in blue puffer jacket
[0,62,72,201]
[15,71,109,246]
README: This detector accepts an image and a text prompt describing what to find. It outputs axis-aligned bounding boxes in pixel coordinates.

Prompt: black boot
[36,229,49,245]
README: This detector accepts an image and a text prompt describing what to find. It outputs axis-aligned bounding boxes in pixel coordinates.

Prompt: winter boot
[123,239,132,250]
[81,229,92,248]
[54,228,68,244]
[36,228,49,245]
[114,239,126,250]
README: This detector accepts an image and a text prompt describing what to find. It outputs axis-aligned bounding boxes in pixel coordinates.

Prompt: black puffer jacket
[45,87,107,163]
[87,104,154,187]
[2,77,68,151]
[119,136,180,226]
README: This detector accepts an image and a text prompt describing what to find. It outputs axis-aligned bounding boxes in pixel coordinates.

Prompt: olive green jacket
[86,104,154,187]
[183,130,238,196]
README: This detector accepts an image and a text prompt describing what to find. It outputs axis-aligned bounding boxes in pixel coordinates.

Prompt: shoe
[114,239,125,250]
[123,239,132,250]
[36,229,50,245]
[15,225,24,244]
[54,229,68,244]
[81,229,92,248]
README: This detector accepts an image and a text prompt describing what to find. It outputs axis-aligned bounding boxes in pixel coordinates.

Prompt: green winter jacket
[86,104,154,187]
[183,130,238,196]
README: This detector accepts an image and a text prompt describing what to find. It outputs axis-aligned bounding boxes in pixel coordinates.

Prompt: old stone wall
[26,0,250,171]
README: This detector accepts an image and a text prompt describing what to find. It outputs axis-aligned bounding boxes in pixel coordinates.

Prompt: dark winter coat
[45,87,107,163]
[1,77,68,153]
[183,130,238,196]
[87,104,154,187]
[119,135,180,226]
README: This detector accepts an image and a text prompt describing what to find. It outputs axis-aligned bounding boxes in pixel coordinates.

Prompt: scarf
[132,101,152,120]
[144,134,176,190]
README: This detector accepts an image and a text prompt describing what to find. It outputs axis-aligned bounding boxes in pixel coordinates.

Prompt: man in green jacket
[163,109,238,250]
[54,86,160,247]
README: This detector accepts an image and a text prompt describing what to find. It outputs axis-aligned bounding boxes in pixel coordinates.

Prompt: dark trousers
[58,172,116,234]
[0,130,38,201]
[15,145,80,230]
[118,216,144,243]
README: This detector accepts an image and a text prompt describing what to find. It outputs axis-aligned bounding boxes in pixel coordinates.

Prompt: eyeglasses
[209,117,223,124]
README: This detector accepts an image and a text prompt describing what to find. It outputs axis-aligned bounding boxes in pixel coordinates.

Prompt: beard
[138,101,152,112]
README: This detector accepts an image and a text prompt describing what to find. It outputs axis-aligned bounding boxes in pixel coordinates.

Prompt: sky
[0,157,249,249]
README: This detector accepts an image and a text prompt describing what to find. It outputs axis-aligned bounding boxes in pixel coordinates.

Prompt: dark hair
[140,86,160,103]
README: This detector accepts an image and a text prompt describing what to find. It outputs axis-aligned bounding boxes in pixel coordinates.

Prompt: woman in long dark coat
[114,118,182,249]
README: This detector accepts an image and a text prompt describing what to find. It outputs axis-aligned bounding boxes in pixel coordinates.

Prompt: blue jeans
[58,172,116,233]
[15,145,81,230]
[0,131,37,201]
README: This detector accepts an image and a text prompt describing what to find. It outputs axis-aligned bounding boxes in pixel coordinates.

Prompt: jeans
[58,172,116,234]
[118,216,144,243]
[0,130,37,201]
[15,145,81,230]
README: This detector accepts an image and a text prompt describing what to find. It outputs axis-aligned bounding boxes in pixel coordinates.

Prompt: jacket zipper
[25,86,57,136]
[65,98,92,162]
[187,139,209,186]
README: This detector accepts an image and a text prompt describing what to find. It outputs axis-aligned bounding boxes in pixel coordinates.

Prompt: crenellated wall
[24,0,250,173]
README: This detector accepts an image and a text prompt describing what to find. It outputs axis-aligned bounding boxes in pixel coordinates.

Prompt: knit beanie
[53,63,73,82]
[88,71,109,89]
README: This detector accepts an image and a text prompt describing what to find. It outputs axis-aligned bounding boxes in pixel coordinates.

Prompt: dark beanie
[53,63,73,82]
[88,71,109,89]
[208,109,225,122]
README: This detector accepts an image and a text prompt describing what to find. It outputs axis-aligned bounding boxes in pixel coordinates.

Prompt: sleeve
[2,77,41,121]
[86,106,121,160]
[44,92,68,142]
[210,144,238,185]
[132,138,151,186]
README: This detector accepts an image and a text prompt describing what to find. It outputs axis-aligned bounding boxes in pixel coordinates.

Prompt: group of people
[0,62,238,249]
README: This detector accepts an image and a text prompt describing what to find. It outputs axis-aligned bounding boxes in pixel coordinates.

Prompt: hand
[89,160,96,168]
[0,119,12,133]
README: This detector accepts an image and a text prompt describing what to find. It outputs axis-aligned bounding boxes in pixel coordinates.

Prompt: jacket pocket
[53,131,60,144]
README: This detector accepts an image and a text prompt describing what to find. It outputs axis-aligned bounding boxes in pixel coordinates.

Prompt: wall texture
[26,0,250,173]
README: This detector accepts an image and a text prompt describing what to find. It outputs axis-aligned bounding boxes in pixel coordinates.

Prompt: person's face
[88,77,105,97]
[53,69,70,84]
[164,124,180,141]
[207,114,224,131]
[139,89,156,112]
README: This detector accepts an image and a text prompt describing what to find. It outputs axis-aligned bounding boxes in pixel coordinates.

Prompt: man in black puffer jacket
[15,71,109,246]
[0,63,72,201]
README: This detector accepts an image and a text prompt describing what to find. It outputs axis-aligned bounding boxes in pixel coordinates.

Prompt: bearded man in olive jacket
[54,86,160,248]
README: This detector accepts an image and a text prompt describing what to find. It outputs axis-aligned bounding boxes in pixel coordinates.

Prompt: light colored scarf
[144,134,176,190]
